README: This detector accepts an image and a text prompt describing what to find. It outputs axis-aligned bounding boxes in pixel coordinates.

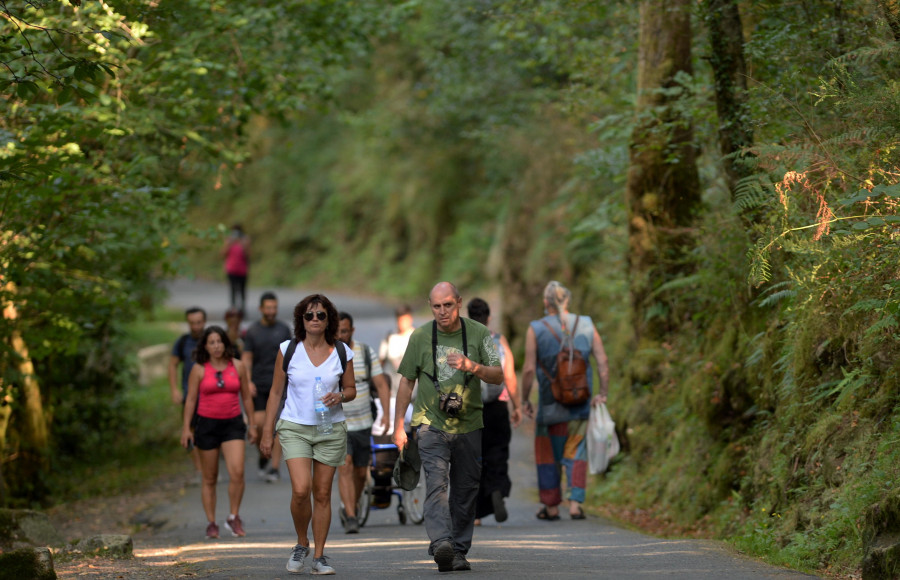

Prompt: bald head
[429,281,462,332]
[429,281,460,302]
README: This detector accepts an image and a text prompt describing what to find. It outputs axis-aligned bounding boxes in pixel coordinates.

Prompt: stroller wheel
[397,503,407,525]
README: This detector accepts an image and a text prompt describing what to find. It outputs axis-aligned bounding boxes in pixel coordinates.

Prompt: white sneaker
[311,556,335,575]
[286,544,309,574]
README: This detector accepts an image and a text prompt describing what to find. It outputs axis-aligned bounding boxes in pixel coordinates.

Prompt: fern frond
[734,174,773,212]
[845,298,886,314]
[747,237,772,287]
[863,315,898,337]
[757,289,796,308]
[651,273,707,298]
[831,42,900,68]
[820,127,883,148]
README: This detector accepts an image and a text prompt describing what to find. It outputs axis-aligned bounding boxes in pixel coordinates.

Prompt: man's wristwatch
[340,392,345,403]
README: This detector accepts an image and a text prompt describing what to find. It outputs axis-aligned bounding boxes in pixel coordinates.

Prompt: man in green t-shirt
[393,282,502,573]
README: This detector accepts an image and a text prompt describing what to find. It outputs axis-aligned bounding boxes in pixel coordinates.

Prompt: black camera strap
[424,319,471,394]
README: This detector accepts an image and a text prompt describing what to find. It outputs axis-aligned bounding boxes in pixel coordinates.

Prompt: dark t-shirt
[243,320,292,393]
[171,333,200,397]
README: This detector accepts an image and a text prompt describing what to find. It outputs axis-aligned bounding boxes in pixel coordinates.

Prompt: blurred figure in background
[224,306,245,358]
[466,298,521,526]
[169,306,206,475]
[336,311,391,534]
[221,223,249,312]
[376,304,415,435]
[242,292,292,482]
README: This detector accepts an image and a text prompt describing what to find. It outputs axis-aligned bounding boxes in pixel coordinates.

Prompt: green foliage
[0,0,388,503]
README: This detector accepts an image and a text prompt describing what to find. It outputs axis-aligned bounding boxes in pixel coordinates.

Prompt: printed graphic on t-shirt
[435,339,500,384]
[435,345,462,383]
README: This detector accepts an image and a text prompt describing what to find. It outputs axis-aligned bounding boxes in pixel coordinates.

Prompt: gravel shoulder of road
[48,466,196,579]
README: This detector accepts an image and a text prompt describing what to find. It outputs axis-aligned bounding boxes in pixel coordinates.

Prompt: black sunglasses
[304,311,327,321]
[215,370,225,388]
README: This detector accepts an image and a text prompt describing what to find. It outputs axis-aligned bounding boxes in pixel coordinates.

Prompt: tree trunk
[703,0,753,193]
[626,0,701,354]
[878,0,900,41]
[0,280,49,505]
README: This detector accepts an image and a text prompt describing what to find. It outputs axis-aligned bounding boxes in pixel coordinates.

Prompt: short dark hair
[260,291,278,306]
[466,298,490,325]
[293,294,339,345]
[339,311,354,327]
[194,326,235,364]
[224,307,243,320]
[395,304,412,318]
[185,306,206,320]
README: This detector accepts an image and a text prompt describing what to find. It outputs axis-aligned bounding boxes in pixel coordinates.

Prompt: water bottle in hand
[314,377,333,434]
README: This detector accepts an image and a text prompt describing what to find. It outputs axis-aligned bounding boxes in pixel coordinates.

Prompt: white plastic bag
[587,403,620,474]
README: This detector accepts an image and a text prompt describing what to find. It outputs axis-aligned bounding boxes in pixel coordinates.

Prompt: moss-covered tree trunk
[878,0,900,41]
[626,0,701,374]
[703,0,753,193]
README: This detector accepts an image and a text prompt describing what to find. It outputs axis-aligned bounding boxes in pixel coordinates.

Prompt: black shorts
[346,429,372,467]
[253,390,271,412]
[194,415,246,450]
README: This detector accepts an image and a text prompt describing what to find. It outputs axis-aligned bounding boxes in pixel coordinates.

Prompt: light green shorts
[276,419,348,467]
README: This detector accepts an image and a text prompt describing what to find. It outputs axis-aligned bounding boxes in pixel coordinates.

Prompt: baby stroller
[341,434,425,527]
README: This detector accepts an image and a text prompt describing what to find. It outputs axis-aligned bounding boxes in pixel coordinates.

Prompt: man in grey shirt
[242,291,292,481]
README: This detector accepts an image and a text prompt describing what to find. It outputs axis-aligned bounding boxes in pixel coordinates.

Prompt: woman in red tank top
[181,326,256,539]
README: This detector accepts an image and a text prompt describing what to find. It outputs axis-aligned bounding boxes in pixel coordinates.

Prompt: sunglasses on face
[304,311,327,321]
[215,370,225,388]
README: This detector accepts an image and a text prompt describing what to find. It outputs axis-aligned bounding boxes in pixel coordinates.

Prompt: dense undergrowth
[183,4,900,577]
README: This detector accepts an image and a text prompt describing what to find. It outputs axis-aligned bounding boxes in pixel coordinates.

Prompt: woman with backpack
[180,326,255,539]
[520,281,610,521]
[259,294,357,575]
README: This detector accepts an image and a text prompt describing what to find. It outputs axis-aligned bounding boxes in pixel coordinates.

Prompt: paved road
[142,279,816,579]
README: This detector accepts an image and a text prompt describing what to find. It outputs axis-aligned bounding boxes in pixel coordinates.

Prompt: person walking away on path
[242,291,292,482]
[376,304,415,435]
[336,311,391,534]
[260,294,357,575]
[224,307,245,358]
[169,306,206,475]
[520,281,609,521]
[466,298,522,526]
[221,224,250,311]
[392,282,503,573]
[180,326,256,539]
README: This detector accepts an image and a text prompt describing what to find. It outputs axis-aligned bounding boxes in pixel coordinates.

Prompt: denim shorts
[276,419,348,467]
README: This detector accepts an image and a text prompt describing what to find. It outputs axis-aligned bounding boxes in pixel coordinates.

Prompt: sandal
[571,507,586,520]
[535,506,560,521]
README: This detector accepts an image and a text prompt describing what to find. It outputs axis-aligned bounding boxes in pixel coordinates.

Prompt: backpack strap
[276,339,348,423]
[363,344,372,381]
[540,315,579,344]
[282,339,299,373]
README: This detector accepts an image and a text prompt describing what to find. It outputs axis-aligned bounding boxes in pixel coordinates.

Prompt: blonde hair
[543,280,571,313]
